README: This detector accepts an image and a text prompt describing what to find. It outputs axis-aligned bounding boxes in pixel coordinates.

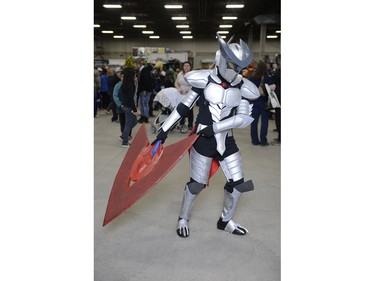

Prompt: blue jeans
[139,91,152,118]
[121,107,138,144]
[251,99,270,145]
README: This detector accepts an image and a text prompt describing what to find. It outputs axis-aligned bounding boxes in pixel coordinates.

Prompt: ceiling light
[133,25,147,28]
[222,16,237,20]
[103,4,122,8]
[113,35,124,38]
[217,31,229,34]
[219,25,232,28]
[150,36,160,39]
[102,30,114,33]
[172,17,187,20]
[94,24,100,28]
[176,25,189,28]
[225,4,244,8]
[142,31,154,34]
[182,36,193,39]
[276,30,281,33]
[164,5,183,9]
[121,16,137,20]
[180,31,191,34]
[216,35,227,39]
[267,35,278,39]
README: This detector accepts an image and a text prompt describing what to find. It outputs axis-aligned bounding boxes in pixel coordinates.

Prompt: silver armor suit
[160,69,259,155]
[158,34,259,238]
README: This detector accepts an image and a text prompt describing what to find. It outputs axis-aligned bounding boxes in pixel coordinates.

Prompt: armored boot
[217,180,254,235]
[176,182,205,238]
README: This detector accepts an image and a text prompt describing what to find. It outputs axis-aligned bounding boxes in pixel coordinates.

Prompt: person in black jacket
[118,68,139,147]
[271,54,281,145]
[137,63,153,123]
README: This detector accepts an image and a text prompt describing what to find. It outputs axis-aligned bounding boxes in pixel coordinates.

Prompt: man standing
[137,63,153,123]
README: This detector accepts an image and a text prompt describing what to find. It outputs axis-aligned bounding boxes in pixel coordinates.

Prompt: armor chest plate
[204,83,241,108]
[204,82,242,122]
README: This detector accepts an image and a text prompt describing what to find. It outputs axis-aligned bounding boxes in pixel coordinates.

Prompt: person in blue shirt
[100,68,110,110]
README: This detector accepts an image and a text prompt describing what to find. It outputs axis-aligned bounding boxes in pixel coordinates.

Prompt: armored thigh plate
[219,151,244,182]
[189,146,212,184]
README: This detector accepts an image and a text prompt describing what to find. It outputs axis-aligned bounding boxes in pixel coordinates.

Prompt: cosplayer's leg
[218,151,254,235]
[176,146,212,238]
[176,182,205,237]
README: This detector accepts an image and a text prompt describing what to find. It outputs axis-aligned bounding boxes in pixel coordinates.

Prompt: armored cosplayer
[154,34,260,237]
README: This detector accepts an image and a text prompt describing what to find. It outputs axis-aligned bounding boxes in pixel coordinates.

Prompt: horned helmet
[215,33,253,83]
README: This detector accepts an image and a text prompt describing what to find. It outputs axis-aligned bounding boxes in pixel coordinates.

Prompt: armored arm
[159,90,199,133]
[158,70,209,134]
[199,78,259,135]
[212,99,253,133]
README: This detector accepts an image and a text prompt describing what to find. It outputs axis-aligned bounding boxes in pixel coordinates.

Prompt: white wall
[94,38,280,69]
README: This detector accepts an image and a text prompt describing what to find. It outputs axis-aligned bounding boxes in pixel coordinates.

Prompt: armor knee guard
[176,181,205,238]
[217,179,254,235]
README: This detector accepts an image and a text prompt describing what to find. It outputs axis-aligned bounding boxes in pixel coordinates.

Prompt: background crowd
[94,54,281,147]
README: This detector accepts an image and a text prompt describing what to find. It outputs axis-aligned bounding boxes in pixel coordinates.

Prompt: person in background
[137,63,153,123]
[248,60,276,146]
[94,68,101,117]
[100,68,110,110]
[271,54,281,145]
[116,68,139,147]
[108,67,122,122]
[113,70,134,143]
[134,59,144,107]
[105,68,114,115]
[151,61,166,117]
[164,68,175,88]
[175,61,194,130]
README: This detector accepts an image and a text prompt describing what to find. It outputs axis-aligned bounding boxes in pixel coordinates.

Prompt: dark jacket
[119,82,137,112]
[138,64,153,92]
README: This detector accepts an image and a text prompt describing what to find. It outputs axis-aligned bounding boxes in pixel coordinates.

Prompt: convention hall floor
[94,108,280,281]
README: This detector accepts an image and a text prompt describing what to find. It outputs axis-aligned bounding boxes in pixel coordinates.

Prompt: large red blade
[103,125,198,226]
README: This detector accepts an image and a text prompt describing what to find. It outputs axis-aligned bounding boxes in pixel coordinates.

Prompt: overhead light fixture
[103,4,122,8]
[164,5,183,9]
[121,16,137,20]
[94,24,100,28]
[172,17,187,20]
[267,35,278,39]
[133,25,147,28]
[222,16,237,20]
[217,31,229,34]
[182,36,193,39]
[180,31,191,34]
[219,25,232,28]
[176,25,189,28]
[225,4,244,8]
[276,30,281,33]
[102,30,114,33]
[113,35,124,38]
[216,35,227,39]
[142,31,154,34]
[150,36,160,39]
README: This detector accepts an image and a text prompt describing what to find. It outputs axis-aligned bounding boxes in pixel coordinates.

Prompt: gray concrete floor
[94,108,280,281]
